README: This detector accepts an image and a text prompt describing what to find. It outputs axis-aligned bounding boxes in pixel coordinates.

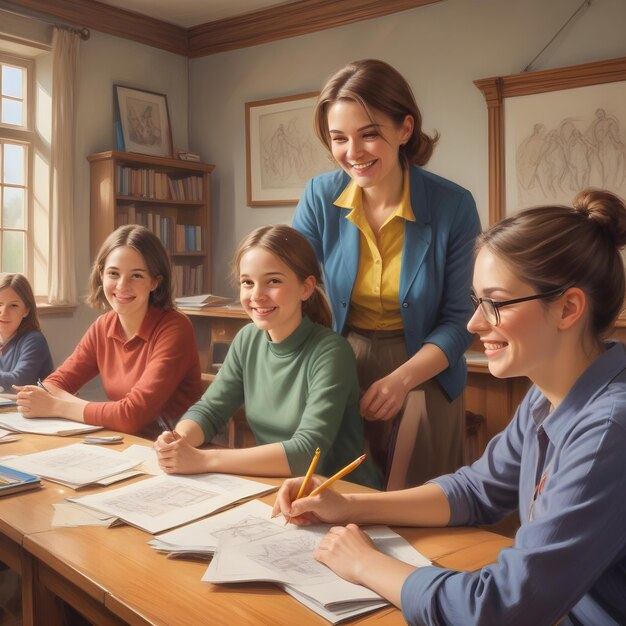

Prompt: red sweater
[46,307,202,437]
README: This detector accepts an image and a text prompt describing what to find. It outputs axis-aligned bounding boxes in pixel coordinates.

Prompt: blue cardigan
[293,165,481,401]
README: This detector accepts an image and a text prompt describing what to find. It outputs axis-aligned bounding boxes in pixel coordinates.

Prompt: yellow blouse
[334,172,414,330]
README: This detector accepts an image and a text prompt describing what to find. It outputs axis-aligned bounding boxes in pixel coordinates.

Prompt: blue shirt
[401,341,626,625]
[0,330,53,392]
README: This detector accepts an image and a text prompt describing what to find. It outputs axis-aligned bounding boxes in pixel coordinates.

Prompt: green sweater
[182,316,380,488]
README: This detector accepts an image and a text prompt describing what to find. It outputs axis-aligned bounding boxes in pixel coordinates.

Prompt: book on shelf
[175,294,233,309]
[0,464,41,496]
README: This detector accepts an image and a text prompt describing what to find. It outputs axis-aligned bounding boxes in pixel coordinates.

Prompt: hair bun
[573,188,626,249]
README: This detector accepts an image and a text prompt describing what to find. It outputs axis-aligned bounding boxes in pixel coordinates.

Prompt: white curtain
[48,27,79,304]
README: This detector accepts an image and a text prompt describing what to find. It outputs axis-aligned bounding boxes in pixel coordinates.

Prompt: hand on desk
[154,431,210,474]
[14,384,58,418]
[360,371,408,421]
[272,474,351,526]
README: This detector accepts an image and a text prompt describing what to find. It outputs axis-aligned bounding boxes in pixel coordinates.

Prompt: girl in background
[276,190,626,625]
[16,225,202,438]
[155,225,379,488]
[0,273,52,391]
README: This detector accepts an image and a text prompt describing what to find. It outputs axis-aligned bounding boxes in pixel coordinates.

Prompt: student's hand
[154,434,210,474]
[313,523,378,585]
[360,371,407,421]
[14,385,57,418]
[272,475,351,526]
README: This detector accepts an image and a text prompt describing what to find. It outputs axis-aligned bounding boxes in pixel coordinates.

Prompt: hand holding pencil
[273,452,365,526]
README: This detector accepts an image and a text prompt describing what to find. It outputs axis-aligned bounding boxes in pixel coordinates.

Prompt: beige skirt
[346,327,464,489]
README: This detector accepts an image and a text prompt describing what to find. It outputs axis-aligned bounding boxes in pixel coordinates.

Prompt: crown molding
[1,0,441,57]
[187,0,441,57]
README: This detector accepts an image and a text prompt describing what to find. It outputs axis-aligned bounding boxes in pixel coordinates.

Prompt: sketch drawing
[104,483,217,518]
[211,515,280,543]
[513,106,626,212]
[259,110,329,189]
[246,530,330,581]
[126,97,162,147]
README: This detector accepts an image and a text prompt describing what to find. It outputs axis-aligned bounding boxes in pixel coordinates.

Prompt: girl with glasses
[274,188,626,625]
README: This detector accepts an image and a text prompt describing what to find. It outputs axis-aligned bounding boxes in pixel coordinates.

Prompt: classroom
[1,0,626,624]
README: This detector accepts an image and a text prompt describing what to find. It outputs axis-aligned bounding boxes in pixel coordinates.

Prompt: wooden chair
[463,410,488,465]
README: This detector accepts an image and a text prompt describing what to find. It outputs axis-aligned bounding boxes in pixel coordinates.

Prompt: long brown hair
[87,225,173,310]
[233,225,332,328]
[0,273,40,337]
[478,189,626,339]
[314,59,438,168]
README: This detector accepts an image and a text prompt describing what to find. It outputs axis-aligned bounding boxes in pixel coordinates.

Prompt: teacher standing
[293,59,481,486]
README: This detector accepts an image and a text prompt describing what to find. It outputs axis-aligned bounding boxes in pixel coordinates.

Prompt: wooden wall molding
[2,0,441,57]
[187,0,441,57]
[474,55,626,225]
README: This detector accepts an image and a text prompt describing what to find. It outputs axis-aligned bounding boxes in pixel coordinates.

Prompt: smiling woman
[14,225,203,438]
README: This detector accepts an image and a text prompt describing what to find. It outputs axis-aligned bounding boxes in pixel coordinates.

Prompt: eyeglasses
[470,285,569,326]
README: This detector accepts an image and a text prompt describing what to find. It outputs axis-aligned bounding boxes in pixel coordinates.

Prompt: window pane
[1,66,23,98]
[3,187,25,228]
[2,231,24,273]
[3,144,24,185]
[1,97,23,126]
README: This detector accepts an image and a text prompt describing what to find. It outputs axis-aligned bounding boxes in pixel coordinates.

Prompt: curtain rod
[0,6,90,40]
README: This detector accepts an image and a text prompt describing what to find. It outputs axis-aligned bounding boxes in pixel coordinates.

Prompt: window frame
[0,51,35,279]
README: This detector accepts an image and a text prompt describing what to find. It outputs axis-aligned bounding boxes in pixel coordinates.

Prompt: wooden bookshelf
[88,151,215,296]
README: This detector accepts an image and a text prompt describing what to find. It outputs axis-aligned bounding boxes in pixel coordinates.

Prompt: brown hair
[0,273,40,336]
[477,189,626,339]
[314,59,439,168]
[233,225,332,328]
[87,225,173,310]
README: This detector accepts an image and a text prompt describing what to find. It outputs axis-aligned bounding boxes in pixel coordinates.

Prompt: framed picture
[475,55,626,322]
[474,56,626,224]
[114,85,173,158]
[245,92,335,206]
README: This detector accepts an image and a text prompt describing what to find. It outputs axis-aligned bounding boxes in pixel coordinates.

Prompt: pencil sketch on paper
[515,107,626,206]
[126,97,163,148]
[103,482,217,518]
[211,515,280,543]
[259,109,332,190]
[245,530,330,581]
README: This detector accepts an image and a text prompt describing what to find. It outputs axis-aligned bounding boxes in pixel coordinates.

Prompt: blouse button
[402,302,409,308]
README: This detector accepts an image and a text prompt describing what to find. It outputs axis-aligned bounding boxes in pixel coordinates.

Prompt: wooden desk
[0,432,513,626]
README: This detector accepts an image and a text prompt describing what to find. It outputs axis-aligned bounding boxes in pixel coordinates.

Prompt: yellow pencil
[295,447,320,500]
[308,454,366,497]
[285,447,320,525]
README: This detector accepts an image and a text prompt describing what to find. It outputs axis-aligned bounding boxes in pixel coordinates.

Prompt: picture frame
[474,56,626,224]
[475,55,626,323]
[113,85,173,158]
[245,92,335,206]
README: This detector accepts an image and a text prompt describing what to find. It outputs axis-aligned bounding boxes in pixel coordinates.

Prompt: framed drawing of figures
[245,92,335,206]
[474,56,626,224]
[475,56,626,323]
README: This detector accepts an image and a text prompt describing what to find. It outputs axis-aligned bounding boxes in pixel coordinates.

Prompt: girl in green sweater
[154,225,380,488]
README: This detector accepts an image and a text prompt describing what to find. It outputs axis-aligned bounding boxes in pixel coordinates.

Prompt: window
[0,54,33,277]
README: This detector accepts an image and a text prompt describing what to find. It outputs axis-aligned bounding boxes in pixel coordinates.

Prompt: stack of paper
[152,499,430,623]
[2,443,143,488]
[0,412,103,436]
[68,473,276,534]
[175,294,233,309]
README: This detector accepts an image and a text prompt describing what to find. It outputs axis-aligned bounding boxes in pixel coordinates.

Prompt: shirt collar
[266,315,314,357]
[530,341,626,440]
[108,306,164,344]
[333,170,415,223]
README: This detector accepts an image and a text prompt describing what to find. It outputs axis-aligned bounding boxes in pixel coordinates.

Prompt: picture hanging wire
[522,0,592,73]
